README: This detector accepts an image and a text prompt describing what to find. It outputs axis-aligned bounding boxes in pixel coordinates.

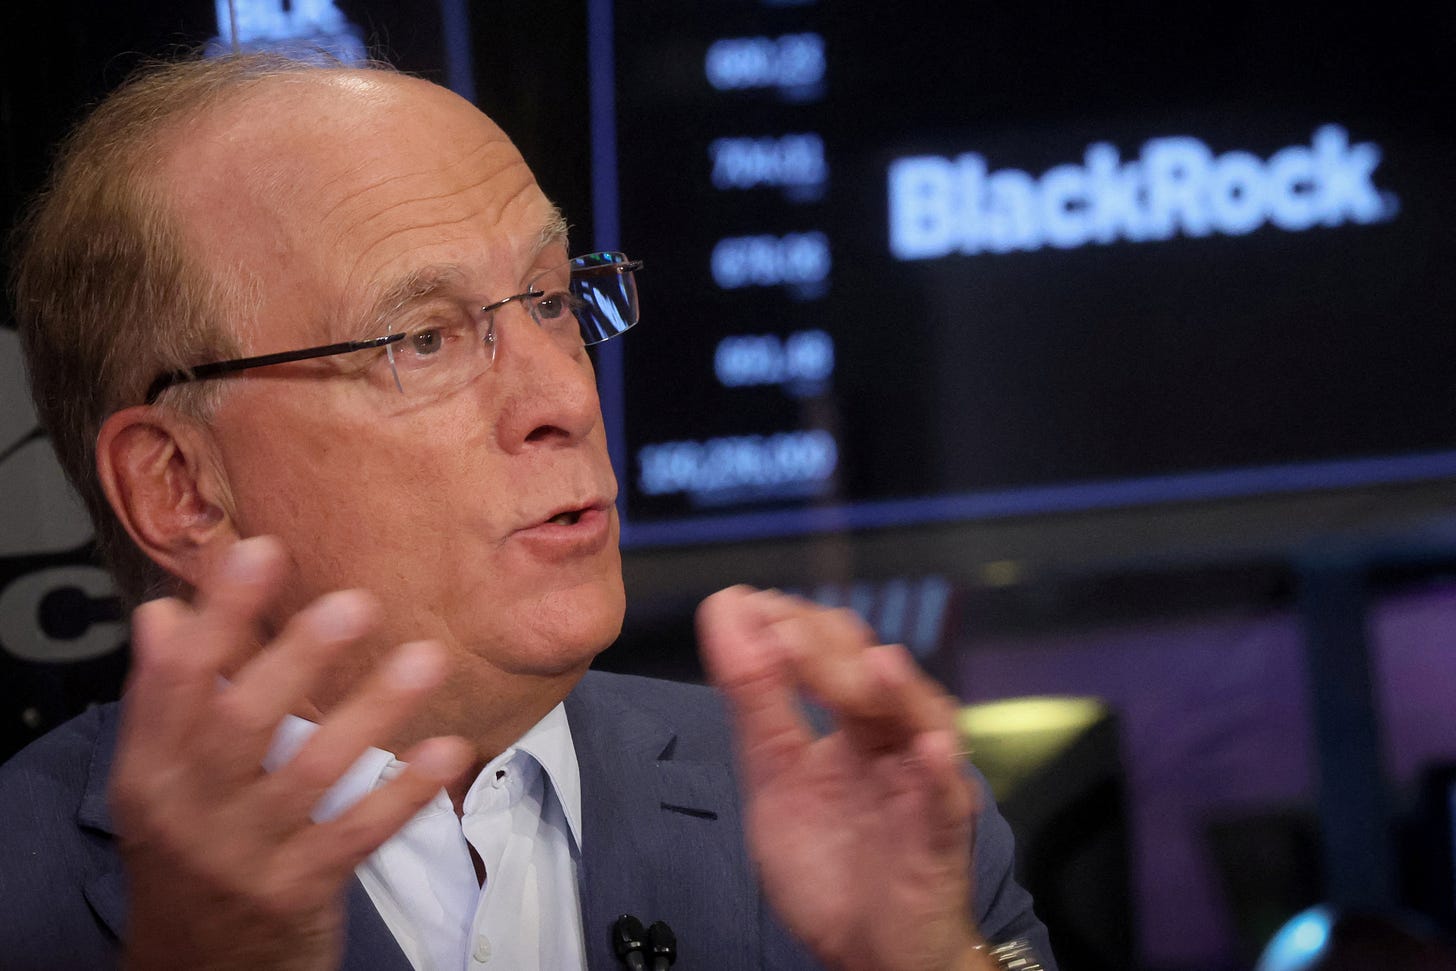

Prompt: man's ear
[96,405,239,591]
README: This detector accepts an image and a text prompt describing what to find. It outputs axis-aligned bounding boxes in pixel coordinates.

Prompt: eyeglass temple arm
[145,333,405,405]
[579,259,644,276]
[143,259,644,404]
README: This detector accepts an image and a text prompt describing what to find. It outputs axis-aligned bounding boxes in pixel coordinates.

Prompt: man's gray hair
[9,53,395,605]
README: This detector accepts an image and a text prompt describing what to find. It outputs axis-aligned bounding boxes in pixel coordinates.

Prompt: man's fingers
[903,727,979,855]
[700,587,964,778]
[118,596,191,740]
[263,640,463,821]
[193,536,291,662]
[763,592,960,751]
[766,604,885,720]
[288,735,474,883]
[697,586,814,788]
[231,589,380,706]
[196,589,381,784]
[860,642,959,738]
[867,649,978,859]
[118,538,291,773]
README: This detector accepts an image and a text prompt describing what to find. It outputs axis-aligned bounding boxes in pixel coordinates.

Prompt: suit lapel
[568,672,762,971]
[340,880,414,970]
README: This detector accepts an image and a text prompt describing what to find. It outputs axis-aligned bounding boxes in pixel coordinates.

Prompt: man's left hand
[697,586,993,971]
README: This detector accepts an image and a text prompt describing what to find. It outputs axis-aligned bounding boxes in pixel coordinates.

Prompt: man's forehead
[160,70,559,340]
[169,71,515,198]
[220,70,464,131]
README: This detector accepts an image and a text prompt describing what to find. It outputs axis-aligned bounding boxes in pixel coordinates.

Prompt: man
[1,54,1055,969]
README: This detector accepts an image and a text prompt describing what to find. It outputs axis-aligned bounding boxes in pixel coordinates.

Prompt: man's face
[164,73,624,701]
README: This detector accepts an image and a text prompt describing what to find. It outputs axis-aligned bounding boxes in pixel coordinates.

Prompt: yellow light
[958,696,1106,737]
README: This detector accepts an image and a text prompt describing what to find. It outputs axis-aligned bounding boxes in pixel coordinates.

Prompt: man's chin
[484,577,626,677]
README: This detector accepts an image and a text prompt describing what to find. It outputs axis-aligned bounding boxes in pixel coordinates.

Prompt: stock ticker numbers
[616,1,842,531]
[610,2,1442,544]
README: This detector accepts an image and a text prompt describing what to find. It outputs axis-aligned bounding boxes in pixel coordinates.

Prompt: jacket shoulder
[0,704,123,967]
[574,669,732,756]
[0,703,116,800]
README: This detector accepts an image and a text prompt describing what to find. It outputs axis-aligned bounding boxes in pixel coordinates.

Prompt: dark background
[4,3,1456,969]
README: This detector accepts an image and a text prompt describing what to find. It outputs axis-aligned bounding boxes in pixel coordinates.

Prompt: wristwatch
[976,938,1046,970]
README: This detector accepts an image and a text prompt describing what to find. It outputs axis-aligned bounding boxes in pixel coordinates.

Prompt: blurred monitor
[593,1,1456,549]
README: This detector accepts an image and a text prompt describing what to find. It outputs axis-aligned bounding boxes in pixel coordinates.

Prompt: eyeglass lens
[384,251,640,397]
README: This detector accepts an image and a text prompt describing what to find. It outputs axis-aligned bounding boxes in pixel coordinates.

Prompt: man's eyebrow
[532,206,570,261]
[356,264,468,338]
[352,209,568,338]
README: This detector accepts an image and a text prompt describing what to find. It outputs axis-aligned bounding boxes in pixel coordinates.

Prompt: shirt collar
[504,702,583,850]
[260,702,583,847]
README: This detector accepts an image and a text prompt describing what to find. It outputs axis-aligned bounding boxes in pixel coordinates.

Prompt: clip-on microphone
[614,914,677,969]
[613,915,648,971]
[647,920,677,970]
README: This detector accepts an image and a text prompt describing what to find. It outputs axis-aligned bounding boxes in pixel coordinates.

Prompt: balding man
[1,55,1054,970]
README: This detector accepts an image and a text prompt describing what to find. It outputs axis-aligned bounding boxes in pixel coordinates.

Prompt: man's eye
[535,290,579,321]
[410,328,445,355]
[391,321,469,370]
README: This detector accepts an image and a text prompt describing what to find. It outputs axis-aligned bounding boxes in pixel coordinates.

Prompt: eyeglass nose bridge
[382,289,537,395]
[481,283,599,369]
[480,285,547,324]
[475,286,556,358]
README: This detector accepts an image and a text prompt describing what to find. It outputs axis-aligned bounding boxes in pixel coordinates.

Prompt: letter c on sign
[0,566,126,663]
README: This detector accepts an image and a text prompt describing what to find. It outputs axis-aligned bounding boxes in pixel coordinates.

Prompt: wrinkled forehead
[160,72,561,342]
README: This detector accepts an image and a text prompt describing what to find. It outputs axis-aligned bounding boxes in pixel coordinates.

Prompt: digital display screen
[595,2,1456,546]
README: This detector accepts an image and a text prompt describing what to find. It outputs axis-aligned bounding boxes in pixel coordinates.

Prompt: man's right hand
[110,536,473,971]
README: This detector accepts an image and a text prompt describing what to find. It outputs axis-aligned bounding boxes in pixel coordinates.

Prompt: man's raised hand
[111,536,474,970]
[697,586,994,971]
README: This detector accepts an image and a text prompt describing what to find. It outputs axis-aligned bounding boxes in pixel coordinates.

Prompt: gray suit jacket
[0,670,1054,969]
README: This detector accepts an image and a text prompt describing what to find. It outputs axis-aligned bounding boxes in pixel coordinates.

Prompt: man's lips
[509,500,615,550]
[506,504,612,560]
[533,499,611,529]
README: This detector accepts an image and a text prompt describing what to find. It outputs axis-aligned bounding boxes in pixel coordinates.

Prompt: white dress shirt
[263,704,586,971]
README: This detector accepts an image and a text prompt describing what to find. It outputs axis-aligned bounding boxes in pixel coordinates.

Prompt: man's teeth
[547,511,580,526]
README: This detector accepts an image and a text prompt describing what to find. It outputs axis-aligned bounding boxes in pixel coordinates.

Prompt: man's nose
[486,306,602,452]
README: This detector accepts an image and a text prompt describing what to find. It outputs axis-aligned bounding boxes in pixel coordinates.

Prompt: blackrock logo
[888,124,1397,260]
[0,328,124,664]
[204,0,366,63]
